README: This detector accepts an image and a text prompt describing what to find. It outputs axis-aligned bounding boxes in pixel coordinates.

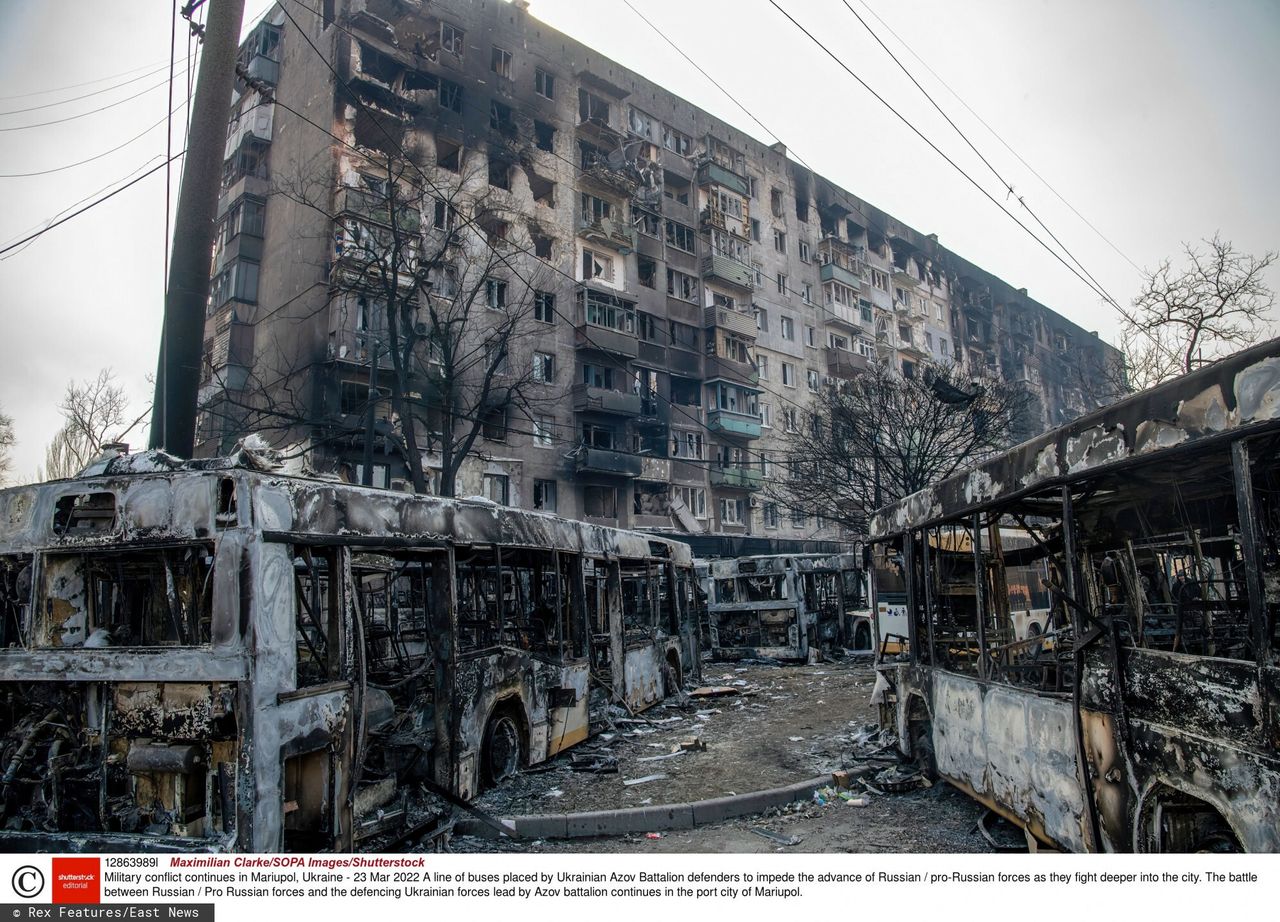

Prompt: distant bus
[703,552,872,661]
[869,339,1280,852]
[0,456,699,852]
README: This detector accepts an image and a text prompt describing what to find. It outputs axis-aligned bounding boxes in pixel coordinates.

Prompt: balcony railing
[707,408,762,439]
[572,383,643,416]
[701,253,755,292]
[695,159,750,197]
[575,447,643,477]
[575,322,639,357]
[576,212,636,251]
[825,347,871,379]
[704,354,759,387]
[710,465,764,490]
[819,260,865,289]
[704,305,756,338]
[824,301,863,330]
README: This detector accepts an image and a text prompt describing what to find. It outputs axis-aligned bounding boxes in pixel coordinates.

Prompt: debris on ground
[872,765,928,793]
[677,736,706,752]
[623,773,669,786]
[636,750,686,763]
[690,686,743,698]
[570,753,619,774]
[749,826,802,846]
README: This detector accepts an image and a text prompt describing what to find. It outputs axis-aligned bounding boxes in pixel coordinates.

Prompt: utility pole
[150,0,246,456]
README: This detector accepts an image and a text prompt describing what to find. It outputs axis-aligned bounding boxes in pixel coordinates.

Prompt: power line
[0,61,177,116]
[0,154,171,259]
[763,0,1121,311]
[0,57,172,101]
[0,69,189,133]
[0,100,189,178]
[0,154,182,257]
[853,0,1142,274]
[836,0,1123,313]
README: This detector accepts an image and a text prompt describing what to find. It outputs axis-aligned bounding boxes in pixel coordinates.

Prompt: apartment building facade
[198,0,1123,542]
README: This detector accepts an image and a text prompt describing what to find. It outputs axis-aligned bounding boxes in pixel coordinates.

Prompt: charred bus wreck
[0,455,699,851]
[703,553,872,661]
[870,339,1280,852]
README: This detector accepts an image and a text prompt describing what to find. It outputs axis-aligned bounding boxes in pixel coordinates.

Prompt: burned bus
[870,339,1280,852]
[0,453,699,852]
[704,552,872,660]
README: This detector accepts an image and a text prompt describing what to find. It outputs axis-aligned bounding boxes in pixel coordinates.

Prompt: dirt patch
[452,658,994,853]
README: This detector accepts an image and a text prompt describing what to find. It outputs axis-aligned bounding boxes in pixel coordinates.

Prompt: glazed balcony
[825,347,871,379]
[707,408,762,439]
[710,465,764,490]
[701,253,755,292]
[572,383,643,416]
[575,447,643,477]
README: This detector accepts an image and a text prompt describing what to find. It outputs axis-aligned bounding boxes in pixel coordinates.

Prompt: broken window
[439,79,463,114]
[528,171,555,207]
[481,407,508,441]
[578,88,610,125]
[535,67,555,99]
[531,231,553,259]
[483,473,510,503]
[662,124,691,156]
[485,278,507,310]
[533,418,554,448]
[666,268,697,302]
[440,22,464,56]
[580,246,614,284]
[628,106,656,140]
[222,137,269,188]
[432,198,457,232]
[633,206,660,238]
[533,291,556,323]
[665,220,695,253]
[581,364,614,389]
[770,187,783,218]
[490,46,512,79]
[533,351,555,383]
[638,255,657,289]
[581,290,633,331]
[584,486,618,519]
[533,479,557,511]
[489,99,515,136]
[435,136,462,171]
[534,120,555,151]
[669,322,699,353]
[581,192,613,223]
[39,547,215,647]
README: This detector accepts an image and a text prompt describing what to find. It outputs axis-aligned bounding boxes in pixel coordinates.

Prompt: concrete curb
[456,774,831,840]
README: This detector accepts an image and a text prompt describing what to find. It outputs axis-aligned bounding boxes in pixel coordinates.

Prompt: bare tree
[770,363,1031,532]
[1124,234,1276,389]
[228,141,556,496]
[41,370,147,480]
[0,406,14,485]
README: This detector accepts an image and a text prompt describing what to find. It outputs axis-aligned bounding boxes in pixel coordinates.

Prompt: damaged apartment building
[198,0,1123,542]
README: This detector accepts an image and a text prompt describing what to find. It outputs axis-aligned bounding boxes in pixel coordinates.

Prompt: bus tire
[481,709,524,788]
[854,621,872,651]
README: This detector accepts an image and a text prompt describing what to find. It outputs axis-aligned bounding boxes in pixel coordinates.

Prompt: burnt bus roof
[704,551,861,577]
[870,337,1280,540]
[0,458,693,566]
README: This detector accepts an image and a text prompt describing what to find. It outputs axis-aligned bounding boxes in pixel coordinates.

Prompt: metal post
[972,513,987,679]
[1231,440,1268,666]
[922,528,936,665]
[903,535,918,664]
[361,340,380,486]
[151,0,247,456]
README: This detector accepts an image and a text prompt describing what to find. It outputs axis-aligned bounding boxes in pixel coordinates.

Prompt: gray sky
[1,0,1277,481]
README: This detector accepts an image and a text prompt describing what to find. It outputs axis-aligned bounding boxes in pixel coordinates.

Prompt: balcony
[825,347,871,379]
[244,53,280,87]
[334,186,420,231]
[640,456,672,481]
[824,300,863,331]
[328,330,395,369]
[704,305,756,338]
[575,322,639,358]
[707,408,763,439]
[819,260,865,289]
[704,354,759,388]
[635,396,670,428]
[668,346,703,377]
[892,265,920,288]
[575,447,643,477]
[695,159,750,197]
[710,465,764,491]
[577,213,636,252]
[572,383,643,416]
[701,253,755,292]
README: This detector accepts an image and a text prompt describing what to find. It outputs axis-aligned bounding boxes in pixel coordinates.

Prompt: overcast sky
[1,0,1277,482]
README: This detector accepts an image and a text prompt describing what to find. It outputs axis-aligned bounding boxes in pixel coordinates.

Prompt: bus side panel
[546,663,590,756]
[1120,652,1280,853]
[929,671,1088,851]
[622,641,670,712]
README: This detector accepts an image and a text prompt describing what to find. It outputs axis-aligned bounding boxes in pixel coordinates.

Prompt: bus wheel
[854,622,872,651]
[663,653,682,698]
[482,711,524,787]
